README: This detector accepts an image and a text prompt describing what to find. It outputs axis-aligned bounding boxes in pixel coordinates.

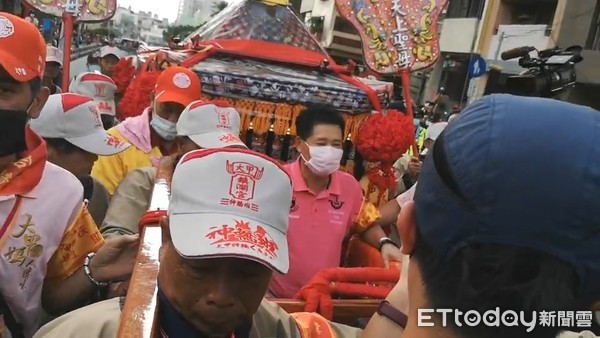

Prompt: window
[586,0,600,50]
[446,0,485,18]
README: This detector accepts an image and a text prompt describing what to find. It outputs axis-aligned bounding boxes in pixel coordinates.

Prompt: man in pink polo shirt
[269,104,402,298]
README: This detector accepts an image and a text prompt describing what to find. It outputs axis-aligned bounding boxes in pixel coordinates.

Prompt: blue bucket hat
[415,94,600,293]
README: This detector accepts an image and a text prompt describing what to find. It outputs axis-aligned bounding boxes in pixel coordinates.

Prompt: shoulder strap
[290,312,336,338]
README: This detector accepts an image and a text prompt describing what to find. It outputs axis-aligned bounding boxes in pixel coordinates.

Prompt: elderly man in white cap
[70,72,118,129]
[100,100,248,238]
[29,93,130,226]
[44,45,63,94]
[34,147,363,338]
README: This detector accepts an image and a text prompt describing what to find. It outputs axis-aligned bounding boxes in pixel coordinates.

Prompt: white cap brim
[46,57,63,66]
[170,212,289,274]
[188,132,247,149]
[66,130,129,156]
[101,52,121,59]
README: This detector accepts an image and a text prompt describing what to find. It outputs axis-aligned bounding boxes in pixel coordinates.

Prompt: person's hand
[106,280,131,298]
[90,234,139,283]
[406,157,422,181]
[381,243,403,269]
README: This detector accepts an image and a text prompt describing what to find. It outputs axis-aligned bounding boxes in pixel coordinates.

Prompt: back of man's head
[409,94,600,338]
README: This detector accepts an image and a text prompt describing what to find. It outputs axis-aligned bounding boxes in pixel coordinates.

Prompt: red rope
[295,267,400,320]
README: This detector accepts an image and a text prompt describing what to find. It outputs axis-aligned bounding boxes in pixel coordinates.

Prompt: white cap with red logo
[29,93,130,155]
[177,100,247,149]
[69,72,117,116]
[46,45,63,66]
[169,148,292,273]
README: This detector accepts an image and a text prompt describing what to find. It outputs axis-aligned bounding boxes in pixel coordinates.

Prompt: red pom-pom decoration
[356,109,414,163]
[112,58,136,95]
[117,70,160,121]
[356,110,415,198]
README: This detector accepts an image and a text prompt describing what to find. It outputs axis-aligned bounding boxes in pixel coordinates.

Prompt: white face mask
[87,64,101,73]
[301,142,343,176]
[150,109,177,141]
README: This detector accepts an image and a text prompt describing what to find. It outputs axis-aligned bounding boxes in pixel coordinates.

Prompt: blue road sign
[468,55,487,79]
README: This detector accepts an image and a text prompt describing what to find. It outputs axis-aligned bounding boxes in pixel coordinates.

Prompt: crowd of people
[1,11,600,338]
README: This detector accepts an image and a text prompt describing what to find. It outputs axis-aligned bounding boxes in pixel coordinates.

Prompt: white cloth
[395,183,417,208]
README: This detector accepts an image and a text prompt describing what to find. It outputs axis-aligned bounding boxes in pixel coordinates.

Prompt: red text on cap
[95,83,106,97]
[206,220,279,259]
[220,161,264,212]
[218,134,240,144]
[215,108,231,129]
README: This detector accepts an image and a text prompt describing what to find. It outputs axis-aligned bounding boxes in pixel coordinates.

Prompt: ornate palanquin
[113,0,397,173]
[111,3,412,333]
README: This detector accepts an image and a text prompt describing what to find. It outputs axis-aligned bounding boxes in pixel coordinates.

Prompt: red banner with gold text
[335,0,448,74]
[22,0,117,22]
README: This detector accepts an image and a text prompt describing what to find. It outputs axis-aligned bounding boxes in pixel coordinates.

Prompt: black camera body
[501,46,584,98]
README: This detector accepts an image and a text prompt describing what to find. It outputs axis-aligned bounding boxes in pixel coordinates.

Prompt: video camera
[500,45,584,98]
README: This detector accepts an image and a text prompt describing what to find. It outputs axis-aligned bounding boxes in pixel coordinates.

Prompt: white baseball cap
[100,46,122,59]
[46,46,63,66]
[177,100,247,148]
[69,72,117,116]
[425,122,448,141]
[169,148,293,274]
[29,93,130,155]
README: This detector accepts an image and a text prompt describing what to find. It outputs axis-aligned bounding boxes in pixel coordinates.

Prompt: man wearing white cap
[35,148,362,338]
[70,72,118,129]
[44,45,63,95]
[29,93,130,226]
[98,46,122,78]
[101,100,247,237]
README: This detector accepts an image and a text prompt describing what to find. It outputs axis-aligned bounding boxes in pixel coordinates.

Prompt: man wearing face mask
[100,100,248,238]
[269,104,403,299]
[91,66,202,195]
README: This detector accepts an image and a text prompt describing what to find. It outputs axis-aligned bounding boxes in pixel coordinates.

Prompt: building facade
[176,0,221,26]
[462,0,600,110]
[0,0,23,16]
[554,0,600,109]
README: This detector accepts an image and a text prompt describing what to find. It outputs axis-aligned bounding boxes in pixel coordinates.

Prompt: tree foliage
[162,25,197,41]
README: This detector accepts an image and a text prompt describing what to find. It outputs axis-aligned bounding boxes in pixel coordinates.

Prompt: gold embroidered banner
[46,204,104,280]
[335,0,448,74]
[23,0,118,22]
